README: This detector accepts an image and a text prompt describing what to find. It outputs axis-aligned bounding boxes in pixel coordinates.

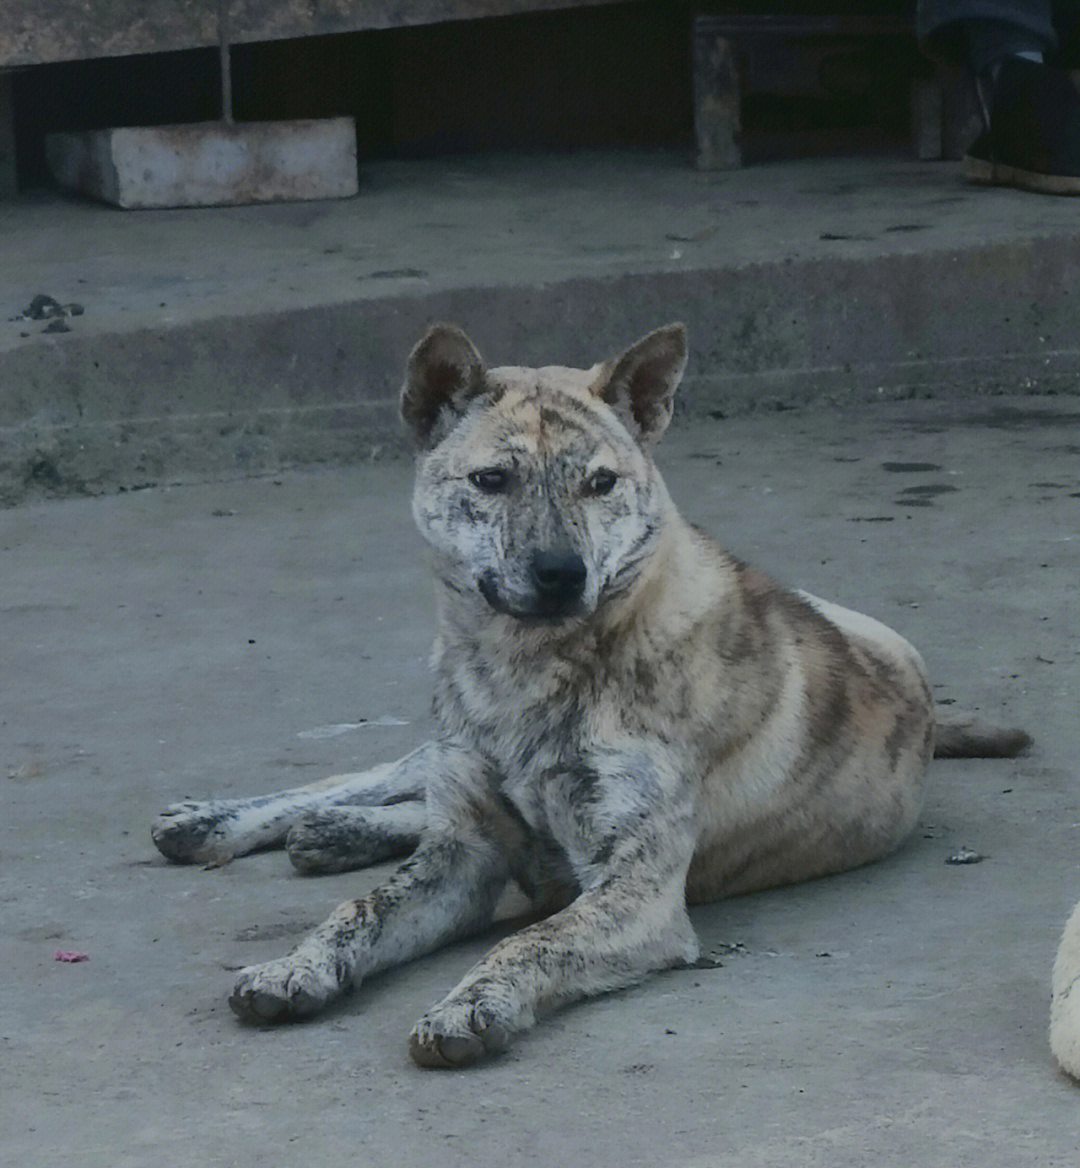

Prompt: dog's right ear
[400,324,488,450]
[590,323,688,448]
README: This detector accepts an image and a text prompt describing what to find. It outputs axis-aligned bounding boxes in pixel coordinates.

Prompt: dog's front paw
[408,996,516,1068]
[228,955,345,1024]
[151,801,235,865]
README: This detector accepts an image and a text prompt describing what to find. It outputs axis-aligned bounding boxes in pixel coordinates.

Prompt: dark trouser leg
[916,1,1057,66]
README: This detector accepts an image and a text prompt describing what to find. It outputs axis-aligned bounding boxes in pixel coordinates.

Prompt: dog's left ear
[590,323,688,446]
[401,324,488,450]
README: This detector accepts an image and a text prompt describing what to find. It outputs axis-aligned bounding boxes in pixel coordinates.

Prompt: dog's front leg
[409,809,698,1067]
[228,757,518,1023]
[228,829,510,1024]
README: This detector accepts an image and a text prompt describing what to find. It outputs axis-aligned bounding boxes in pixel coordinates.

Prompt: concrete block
[45,117,358,208]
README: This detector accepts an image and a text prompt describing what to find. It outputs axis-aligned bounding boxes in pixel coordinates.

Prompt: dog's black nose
[529,550,587,606]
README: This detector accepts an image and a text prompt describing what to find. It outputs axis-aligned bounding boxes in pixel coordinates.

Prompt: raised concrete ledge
[4,153,1080,504]
[4,234,1080,504]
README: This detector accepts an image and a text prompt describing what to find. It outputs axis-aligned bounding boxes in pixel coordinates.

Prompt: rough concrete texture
[45,118,359,209]
[4,153,1080,504]
[3,395,1079,1165]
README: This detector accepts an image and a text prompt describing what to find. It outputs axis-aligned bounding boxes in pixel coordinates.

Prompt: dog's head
[400,324,687,624]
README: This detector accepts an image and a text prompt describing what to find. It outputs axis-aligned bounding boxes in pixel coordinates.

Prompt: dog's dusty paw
[228,956,342,1024]
[286,807,420,875]
[151,802,235,865]
[408,997,514,1068]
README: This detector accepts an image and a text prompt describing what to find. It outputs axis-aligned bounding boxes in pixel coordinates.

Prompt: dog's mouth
[477,572,586,624]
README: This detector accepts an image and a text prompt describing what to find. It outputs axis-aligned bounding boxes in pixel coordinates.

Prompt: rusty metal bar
[219,0,234,126]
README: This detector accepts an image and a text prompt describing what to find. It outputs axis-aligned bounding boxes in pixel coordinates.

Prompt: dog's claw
[229,988,293,1024]
[229,959,339,1025]
[407,1032,459,1068]
[408,1001,511,1067]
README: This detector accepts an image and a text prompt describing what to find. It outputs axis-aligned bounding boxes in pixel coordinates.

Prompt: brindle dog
[152,324,1028,1067]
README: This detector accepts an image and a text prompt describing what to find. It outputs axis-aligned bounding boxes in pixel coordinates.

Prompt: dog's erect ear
[401,324,488,449]
[590,323,688,446]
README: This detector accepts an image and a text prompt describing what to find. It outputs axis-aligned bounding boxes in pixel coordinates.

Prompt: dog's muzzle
[478,549,588,621]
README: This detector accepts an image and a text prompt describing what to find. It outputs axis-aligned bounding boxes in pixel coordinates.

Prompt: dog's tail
[933,707,1032,758]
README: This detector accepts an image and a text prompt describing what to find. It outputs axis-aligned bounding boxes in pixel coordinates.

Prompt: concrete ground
[3,390,1080,1165]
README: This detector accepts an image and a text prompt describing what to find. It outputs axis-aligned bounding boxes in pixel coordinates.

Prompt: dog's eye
[585,468,618,496]
[468,468,511,494]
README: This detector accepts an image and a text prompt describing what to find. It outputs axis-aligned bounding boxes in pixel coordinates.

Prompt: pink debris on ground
[54,950,90,963]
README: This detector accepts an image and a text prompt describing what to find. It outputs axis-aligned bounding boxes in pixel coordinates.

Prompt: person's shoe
[964,56,1080,194]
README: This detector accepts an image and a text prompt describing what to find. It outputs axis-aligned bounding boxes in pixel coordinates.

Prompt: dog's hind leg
[285,800,427,874]
[151,743,433,866]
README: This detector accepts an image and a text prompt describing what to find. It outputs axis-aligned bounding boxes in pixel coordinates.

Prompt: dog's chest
[496,750,607,883]
[435,623,684,865]
[460,671,607,860]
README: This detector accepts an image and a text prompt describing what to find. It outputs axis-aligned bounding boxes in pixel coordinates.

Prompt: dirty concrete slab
[2,395,1079,1166]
